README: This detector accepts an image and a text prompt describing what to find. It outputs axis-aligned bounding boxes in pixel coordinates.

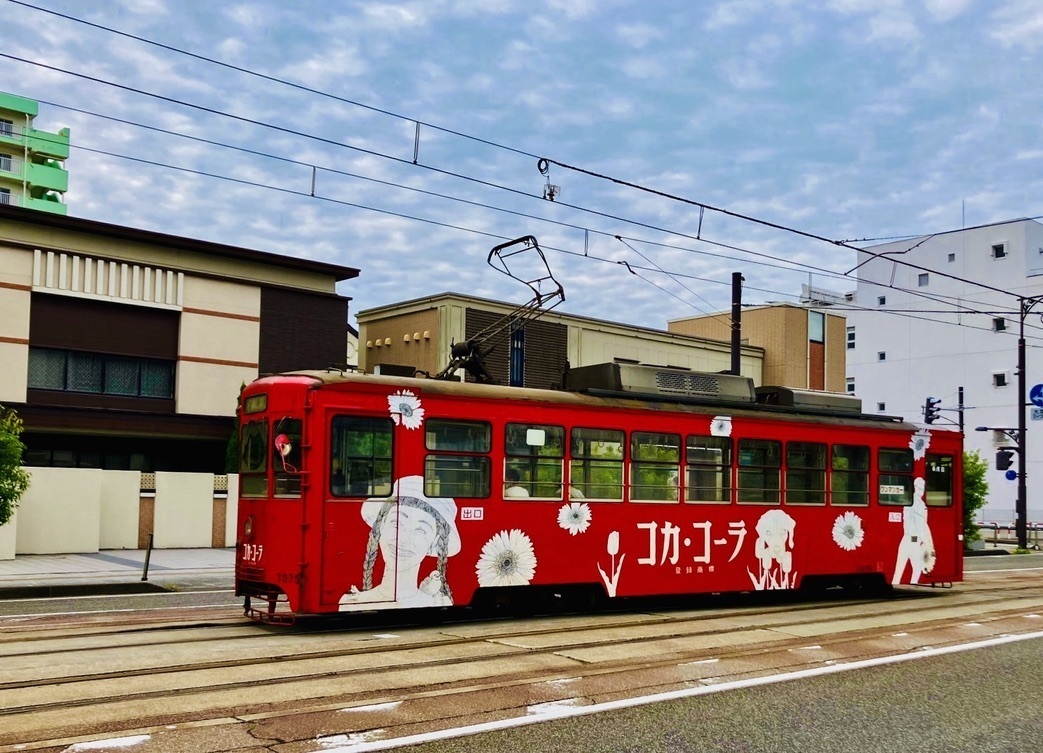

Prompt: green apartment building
[0,92,69,215]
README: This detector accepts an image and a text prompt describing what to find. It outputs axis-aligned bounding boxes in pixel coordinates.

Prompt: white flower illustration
[388,390,424,430]
[710,416,732,437]
[557,502,592,536]
[920,543,936,574]
[909,429,931,460]
[831,511,865,551]
[476,529,537,587]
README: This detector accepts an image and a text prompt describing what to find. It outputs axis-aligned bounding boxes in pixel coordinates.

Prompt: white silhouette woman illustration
[340,475,460,610]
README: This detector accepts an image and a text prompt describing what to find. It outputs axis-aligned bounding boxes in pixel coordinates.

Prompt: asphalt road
[398,636,1042,753]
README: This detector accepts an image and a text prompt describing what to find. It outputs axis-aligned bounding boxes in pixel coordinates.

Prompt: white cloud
[921,0,973,22]
[616,23,663,49]
[989,1,1043,50]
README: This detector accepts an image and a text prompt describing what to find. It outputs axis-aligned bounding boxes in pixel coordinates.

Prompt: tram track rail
[1,568,1040,750]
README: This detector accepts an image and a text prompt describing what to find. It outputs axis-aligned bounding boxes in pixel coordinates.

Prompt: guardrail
[977,522,1043,550]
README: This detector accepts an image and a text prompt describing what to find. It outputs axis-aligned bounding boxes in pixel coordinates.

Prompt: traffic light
[996,449,1014,471]
[923,397,942,424]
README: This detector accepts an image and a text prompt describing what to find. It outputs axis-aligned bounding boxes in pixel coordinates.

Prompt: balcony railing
[0,154,23,175]
[0,123,23,140]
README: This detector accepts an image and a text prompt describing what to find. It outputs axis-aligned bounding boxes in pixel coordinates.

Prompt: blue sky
[3,0,1042,329]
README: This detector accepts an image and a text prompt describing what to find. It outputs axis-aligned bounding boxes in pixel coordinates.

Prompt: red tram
[234,363,963,622]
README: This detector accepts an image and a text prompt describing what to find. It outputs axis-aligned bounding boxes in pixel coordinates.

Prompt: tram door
[321,413,398,608]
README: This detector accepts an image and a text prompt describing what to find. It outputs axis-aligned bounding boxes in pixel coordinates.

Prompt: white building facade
[845,218,1043,524]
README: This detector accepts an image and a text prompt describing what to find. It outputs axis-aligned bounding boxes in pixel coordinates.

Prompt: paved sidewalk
[0,548,236,598]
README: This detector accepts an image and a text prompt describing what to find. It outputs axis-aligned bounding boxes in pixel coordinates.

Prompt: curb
[0,581,171,600]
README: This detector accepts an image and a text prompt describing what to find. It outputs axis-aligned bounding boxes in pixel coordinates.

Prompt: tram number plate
[242,544,264,563]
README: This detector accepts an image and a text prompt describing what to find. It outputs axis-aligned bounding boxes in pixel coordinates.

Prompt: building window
[27,348,175,398]
[0,188,10,205]
[992,243,1006,259]
[948,253,956,263]
[846,326,855,349]
[845,377,855,394]
[0,119,13,137]
[993,372,1008,388]
[877,351,886,361]
[877,296,886,306]
[918,273,929,287]
[877,402,886,412]
[0,153,11,172]
[808,310,825,344]
[993,317,1007,332]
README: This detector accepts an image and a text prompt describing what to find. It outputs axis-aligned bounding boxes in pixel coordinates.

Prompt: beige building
[668,304,846,393]
[0,204,358,471]
[358,292,765,388]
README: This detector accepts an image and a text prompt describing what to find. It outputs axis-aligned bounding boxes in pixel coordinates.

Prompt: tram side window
[879,448,914,505]
[631,431,680,502]
[570,427,624,501]
[330,416,393,497]
[505,423,564,499]
[737,439,781,504]
[272,418,302,497]
[685,435,731,504]
[239,419,268,497]
[425,419,491,498]
[831,444,869,506]
[925,454,954,507]
[785,442,826,505]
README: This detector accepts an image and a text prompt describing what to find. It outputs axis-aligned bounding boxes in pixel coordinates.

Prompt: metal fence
[976,522,1043,550]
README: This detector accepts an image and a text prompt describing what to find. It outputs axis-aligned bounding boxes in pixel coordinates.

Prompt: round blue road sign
[1005,469,1018,481]
[1031,383,1043,407]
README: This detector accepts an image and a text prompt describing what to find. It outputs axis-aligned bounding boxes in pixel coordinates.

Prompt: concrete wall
[16,467,104,554]
[0,467,238,559]
[154,472,214,548]
[99,470,142,549]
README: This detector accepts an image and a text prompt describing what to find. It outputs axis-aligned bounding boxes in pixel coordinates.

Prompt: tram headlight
[243,516,254,540]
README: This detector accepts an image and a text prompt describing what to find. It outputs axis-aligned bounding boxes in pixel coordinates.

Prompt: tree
[962,450,988,546]
[0,405,31,526]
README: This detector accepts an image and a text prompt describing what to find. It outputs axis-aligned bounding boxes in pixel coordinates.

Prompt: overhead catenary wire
[5,5,1042,338]
[31,96,1033,334]
[65,142,1043,346]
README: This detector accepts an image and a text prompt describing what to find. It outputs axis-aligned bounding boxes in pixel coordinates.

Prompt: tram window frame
[737,438,781,504]
[570,427,625,501]
[239,418,268,498]
[785,441,827,505]
[831,444,870,506]
[424,418,491,498]
[504,423,564,500]
[925,453,954,507]
[330,415,394,498]
[272,417,303,498]
[878,447,914,505]
[685,435,732,504]
[630,431,681,503]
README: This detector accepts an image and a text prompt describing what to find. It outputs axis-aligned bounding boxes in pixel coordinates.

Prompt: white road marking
[314,630,1043,753]
[339,702,402,713]
[63,734,151,751]
[528,699,579,715]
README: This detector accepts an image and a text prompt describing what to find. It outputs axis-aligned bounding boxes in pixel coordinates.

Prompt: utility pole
[730,272,743,376]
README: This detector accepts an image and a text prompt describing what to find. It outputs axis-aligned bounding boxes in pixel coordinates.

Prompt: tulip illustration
[598,530,624,597]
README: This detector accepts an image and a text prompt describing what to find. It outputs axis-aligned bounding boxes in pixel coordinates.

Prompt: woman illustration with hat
[339,475,461,610]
